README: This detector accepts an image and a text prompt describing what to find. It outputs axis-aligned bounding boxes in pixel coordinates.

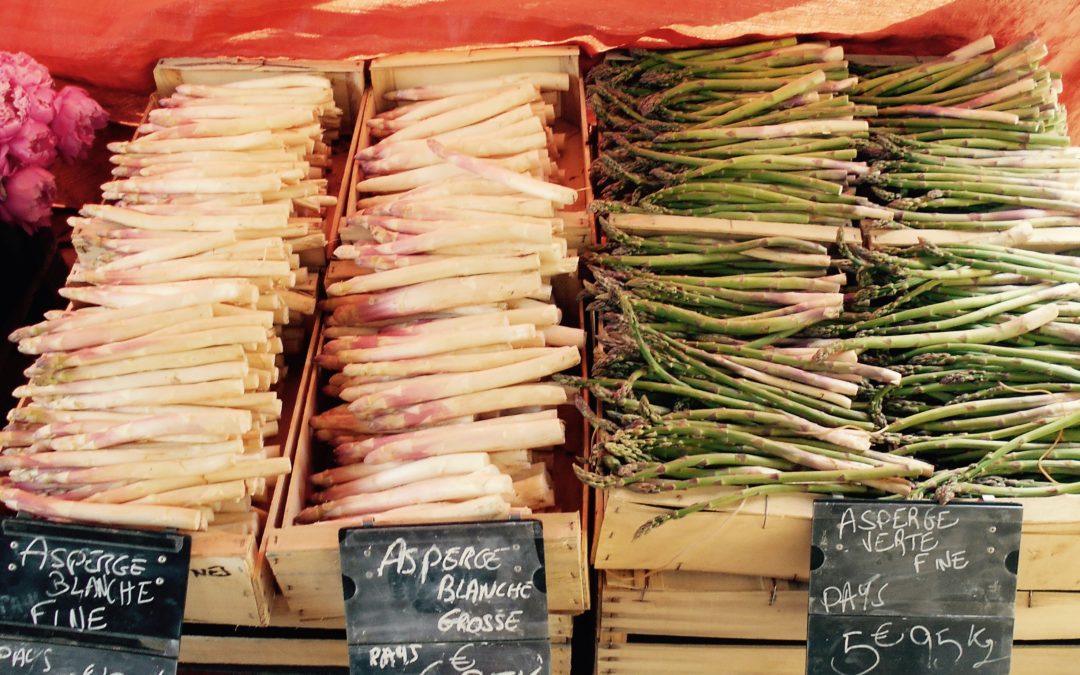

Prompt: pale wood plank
[596,489,1080,590]
[597,644,1080,675]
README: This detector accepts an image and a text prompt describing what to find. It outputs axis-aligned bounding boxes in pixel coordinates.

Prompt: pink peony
[50,85,108,162]
[0,79,30,142]
[0,53,52,93]
[0,52,54,125]
[0,144,12,179]
[0,165,56,234]
[6,118,57,168]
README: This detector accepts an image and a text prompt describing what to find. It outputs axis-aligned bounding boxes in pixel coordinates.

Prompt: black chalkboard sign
[0,517,191,675]
[806,499,1022,675]
[0,634,176,675]
[339,521,549,675]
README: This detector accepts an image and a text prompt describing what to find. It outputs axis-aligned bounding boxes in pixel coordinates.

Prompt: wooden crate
[154,57,366,130]
[592,219,1080,588]
[266,46,594,620]
[140,59,365,625]
[594,488,1080,591]
[179,597,572,674]
[596,569,1080,674]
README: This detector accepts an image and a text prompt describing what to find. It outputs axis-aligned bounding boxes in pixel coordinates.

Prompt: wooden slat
[180,636,347,668]
[595,488,1080,590]
[596,643,1080,675]
[600,576,1080,641]
[265,594,574,642]
[180,610,572,671]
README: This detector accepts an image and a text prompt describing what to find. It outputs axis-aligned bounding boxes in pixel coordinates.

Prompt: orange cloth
[2,0,1079,134]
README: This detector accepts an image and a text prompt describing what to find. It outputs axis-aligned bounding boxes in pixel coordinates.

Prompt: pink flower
[0,53,52,93]
[0,144,12,179]
[0,52,55,125]
[0,165,56,234]
[6,118,57,168]
[50,86,108,162]
[0,79,30,142]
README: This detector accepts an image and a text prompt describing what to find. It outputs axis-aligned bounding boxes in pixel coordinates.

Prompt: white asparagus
[17,361,247,398]
[18,305,215,354]
[296,468,511,522]
[364,383,570,432]
[0,443,245,470]
[36,379,246,411]
[325,495,511,528]
[344,346,580,410]
[342,347,558,379]
[11,283,256,341]
[328,274,541,326]
[327,254,539,296]
[327,324,535,363]
[427,140,578,205]
[386,72,570,100]
[378,84,539,142]
[362,417,565,465]
[111,130,281,154]
[130,480,249,507]
[312,453,491,500]
[0,487,207,530]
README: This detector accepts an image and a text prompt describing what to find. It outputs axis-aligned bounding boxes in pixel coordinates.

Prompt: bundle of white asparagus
[0,74,343,532]
[301,71,586,527]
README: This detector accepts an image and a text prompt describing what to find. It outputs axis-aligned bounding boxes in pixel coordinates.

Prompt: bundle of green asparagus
[587,39,891,227]
[573,220,928,534]
[303,71,586,527]
[833,236,1080,500]
[0,74,347,531]
[852,35,1080,231]
[578,219,1080,534]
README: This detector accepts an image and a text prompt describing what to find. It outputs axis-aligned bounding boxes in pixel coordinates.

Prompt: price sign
[0,517,191,675]
[339,521,550,675]
[806,500,1022,675]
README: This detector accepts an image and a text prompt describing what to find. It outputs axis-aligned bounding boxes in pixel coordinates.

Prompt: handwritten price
[831,622,1010,675]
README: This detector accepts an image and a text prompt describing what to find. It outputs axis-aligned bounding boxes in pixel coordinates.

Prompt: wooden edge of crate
[600,486,1080,530]
[370,46,579,70]
[368,46,581,116]
[597,568,1080,642]
[595,643,1080,675]
[179,611,572,672]
[264,593,574,640]
[267,509,586,617]
[153,56,366,129]
[594,488,1080,590]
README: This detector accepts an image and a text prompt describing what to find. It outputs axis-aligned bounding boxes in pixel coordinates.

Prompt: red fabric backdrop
[2,0,1079,134]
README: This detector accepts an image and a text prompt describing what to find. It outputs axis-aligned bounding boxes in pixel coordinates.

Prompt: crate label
[806,499,1021,675]
[0,517,189,666]
[349,639,549,675]
[339,521,549,675]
